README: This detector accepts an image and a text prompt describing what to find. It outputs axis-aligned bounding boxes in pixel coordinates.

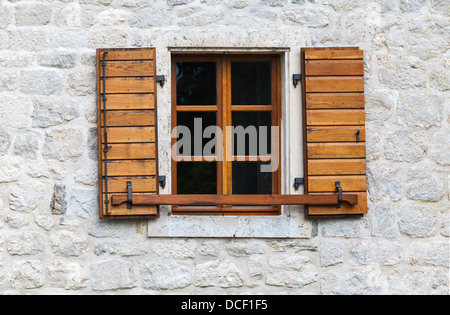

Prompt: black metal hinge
[156,75,165,87]
[293,74,302,88]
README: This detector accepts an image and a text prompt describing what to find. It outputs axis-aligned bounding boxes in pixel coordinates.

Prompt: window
[171,54,281,216]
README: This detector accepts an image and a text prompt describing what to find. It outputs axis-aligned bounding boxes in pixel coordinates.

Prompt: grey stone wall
[0,0,449,295]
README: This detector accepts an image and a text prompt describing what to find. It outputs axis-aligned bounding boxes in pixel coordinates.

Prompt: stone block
[408,242,449,267]
[42,128,83,162]
[194,260,244,288]
[266,254,318,288]
[398,205,438,238]
[406,163,445,202]
[11,261,44,289]
[20,70,62,95]
[50,229,88,257]
[321,268,383,295]
[31,97,80,128]
[37,51,77,69]
[384,129,427,163]
[15,4,51,26]
[397,93,443,129]
[90,259,137,291]
[140,260,191,290]
[13,130,40,160]
[9,181,47,213]
[48,261,88,290]
[6,231,46,256]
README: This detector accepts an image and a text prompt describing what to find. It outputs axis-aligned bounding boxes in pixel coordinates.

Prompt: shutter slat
[306,77,364,93]
[102,127,155,143]
[97,48,159,219]
[302,47,367,217]
[101,94,155,110]
[306,93,365,109]
[307,110,365,126]
[308,159,366,176]
[307,126,366,143]
[305,60,364,76]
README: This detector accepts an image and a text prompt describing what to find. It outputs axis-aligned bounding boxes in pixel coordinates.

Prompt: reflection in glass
[176,62,217,106]
[231,62,271,105]
[232,162,272,195]
[232,112,272,156]
[176,112,217,157]
[177,162,217,194]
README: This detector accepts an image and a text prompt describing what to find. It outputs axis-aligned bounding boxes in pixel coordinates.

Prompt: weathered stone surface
[140,260,191,290]
[398,205,437,238]
[48,260,88,290]
[9,181,47,213]
[399,0,426,12]
[168,0,195,6]
[150,239,197,260]
[88,219,135,238]
[194,260,244,288]
[321,217,369,238]
[15,4,51,26]
[66,70,95,96]
[31,97,80,128]
[0,69,18,92]
[51,183,67,215]
[34,211,55,231]
[430,130,450,166]
[320,241,343,267]
[397,93,443,129]
[260,0,288,7]
[42,128,83,162]
[349,241,402,266]
[0,130,12,156]
[50,229,88,257]
[388,269,431,295]
[406,163,445,202]
[0,94,30,128]
[94,238,148,256]
[378,56,426,90]
[365,90,395,122]
[321,268,383,295]
[13,130,40,159]
[430,58,450,91]
[4,213,28,229]
[283,8,330,28]
[226,241,265,257]
[384,129,427,163]
[37,51,77,69]
[11,260,44,289]
[91,259,137,291]
[6,231,46,256]
[0,5,13,29]
[408,242,449,267]
[431,0,450,16]
[266,254,318,288]
[71,188,97,219]
[20,70,62,95]
[370,201,397,238]
[0,156,22,183]
[130,8,173,28]
[74,164,98,186]
[367,163,403,202]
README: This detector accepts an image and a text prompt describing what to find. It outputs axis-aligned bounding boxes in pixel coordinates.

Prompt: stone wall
[0,0,449,295]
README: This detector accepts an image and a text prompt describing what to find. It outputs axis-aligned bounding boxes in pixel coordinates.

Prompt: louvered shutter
[96,48,159,219]
[301,47,367,217]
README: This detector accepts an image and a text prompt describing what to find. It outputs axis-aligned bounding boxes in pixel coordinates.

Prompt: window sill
[148,206,311,238]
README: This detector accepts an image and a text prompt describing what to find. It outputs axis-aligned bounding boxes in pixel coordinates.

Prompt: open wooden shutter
[301,47,367,217]
[96,48,159,219]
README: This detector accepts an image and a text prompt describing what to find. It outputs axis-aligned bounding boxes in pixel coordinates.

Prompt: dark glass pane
[232,162,272,195]
[177,112,217,157]
[231,61,271,105]
[232,112,272,156]
[177,162,217,194]
[176,62,216,105]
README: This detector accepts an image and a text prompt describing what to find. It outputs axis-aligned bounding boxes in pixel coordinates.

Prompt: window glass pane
[177,112,217,157]
[176,62,216,106]
[232,162,272,194]
[177,162,217,194]
[232,111,272,156]
[231,61,271,105]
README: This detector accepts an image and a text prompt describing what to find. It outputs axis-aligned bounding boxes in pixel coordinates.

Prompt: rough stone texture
[90,259,137,291]
[42,129,83,162]
[0,0,447,296]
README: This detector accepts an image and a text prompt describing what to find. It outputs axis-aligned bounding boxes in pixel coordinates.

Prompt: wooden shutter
[96,48,159,219]
[301,47,367,217]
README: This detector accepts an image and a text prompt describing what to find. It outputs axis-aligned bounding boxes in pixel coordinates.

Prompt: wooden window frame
[170,54,282,216]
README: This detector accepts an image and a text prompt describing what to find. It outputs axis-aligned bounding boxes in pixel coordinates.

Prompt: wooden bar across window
[111,194,358,207]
